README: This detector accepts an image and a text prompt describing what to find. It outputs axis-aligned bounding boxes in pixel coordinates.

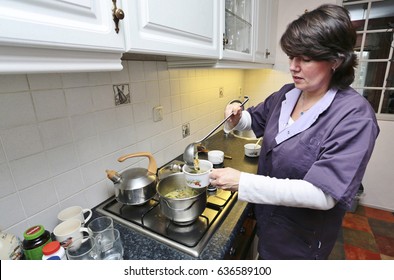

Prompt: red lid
[42,241,61,255]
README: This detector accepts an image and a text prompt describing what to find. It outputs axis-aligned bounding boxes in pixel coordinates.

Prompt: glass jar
[22,225,51,260]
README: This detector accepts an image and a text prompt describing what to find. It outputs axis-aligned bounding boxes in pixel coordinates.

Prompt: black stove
[95,187,237,257]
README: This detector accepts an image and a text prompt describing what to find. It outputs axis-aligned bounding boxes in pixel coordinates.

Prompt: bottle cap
[23,225,45,240]
[42,241,61,255]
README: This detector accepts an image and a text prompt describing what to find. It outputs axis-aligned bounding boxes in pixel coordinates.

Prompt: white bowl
[244,143,261,157]
[182,160,213,189]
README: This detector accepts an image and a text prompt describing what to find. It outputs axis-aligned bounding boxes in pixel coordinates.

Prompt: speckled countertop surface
[92,131,259,260]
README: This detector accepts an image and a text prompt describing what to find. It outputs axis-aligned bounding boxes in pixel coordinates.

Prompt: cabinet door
[0,0,125,73]
[254,0,278,64]
[123,0,221,58]
[223,0,254,61]
[0,0,124,51]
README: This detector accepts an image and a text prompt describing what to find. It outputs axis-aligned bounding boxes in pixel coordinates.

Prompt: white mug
[182,159,213,189]
[53,219,90,248]
[57,206,92,225]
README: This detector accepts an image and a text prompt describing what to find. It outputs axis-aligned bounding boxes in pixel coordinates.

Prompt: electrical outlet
[153,106,163,122]
[182,123,190,138]
[219,87,224,98]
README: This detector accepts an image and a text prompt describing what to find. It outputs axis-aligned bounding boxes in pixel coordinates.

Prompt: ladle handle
[117,152,157,174]
[196,96,249,143]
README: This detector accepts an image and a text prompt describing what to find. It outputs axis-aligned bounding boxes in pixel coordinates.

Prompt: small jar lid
[23,225,45,240]
[42,241,61,256]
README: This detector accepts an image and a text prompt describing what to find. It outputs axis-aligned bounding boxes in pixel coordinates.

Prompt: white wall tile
[0,91,36,130]
[61,72,89,88]
[19,180,57,216]
[91,85,115,111]
[0,143,5,164]
[39,118,73,149]
[157,61,169,80]
[75,136,101,165]
[110,62,130,84]
[0,163,16,198]
[80,159,106,187]
[46,144,78,176]
[144,61,158,81]
[130,81,146,103]
[32,89,67,121]
[27,204,60,234]
[0,194,26,229]
[27,73,62,90]
[1,124,43,161]
[95,108,118,133]
[0,75,29,93]
[88,71,112,86]
[65,87,93,116]
[70,113,97,141]
[128,61,145,82]
[10,152,50,190]
[115,105,134,128]
[53,169,85,201]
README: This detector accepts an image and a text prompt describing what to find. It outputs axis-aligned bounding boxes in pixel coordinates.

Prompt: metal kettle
[106,152,157,205]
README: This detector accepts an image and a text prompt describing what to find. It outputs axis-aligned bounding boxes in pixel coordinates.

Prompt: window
[342,0,394,120]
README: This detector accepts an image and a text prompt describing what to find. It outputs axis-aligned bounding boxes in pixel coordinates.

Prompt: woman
[209,4,379,260]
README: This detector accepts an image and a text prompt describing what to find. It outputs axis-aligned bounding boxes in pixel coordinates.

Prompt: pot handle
[117,152,157,174]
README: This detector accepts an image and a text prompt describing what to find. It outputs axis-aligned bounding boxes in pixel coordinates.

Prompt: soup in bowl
[182,159,213,189]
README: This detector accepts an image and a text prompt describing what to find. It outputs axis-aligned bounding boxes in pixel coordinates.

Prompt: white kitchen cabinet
[223,0,277,64]
[0,0,125,74]
[167,0,278,68]
[122,0,221,59]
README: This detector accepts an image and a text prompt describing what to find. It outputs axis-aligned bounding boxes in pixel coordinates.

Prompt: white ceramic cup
[53,218,90,248]
[87,216,114,237]
[208,150,224,164]
[57,206,92,225]
[182,159,213,189]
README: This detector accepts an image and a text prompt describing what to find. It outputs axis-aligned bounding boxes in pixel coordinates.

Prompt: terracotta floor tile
[342,212,372,233]
[364,206,394,222]
[342,227,378,252]
[374,234,394,257]
[369,218,394,239]
[344,244,381,260]
[380,254,394,260]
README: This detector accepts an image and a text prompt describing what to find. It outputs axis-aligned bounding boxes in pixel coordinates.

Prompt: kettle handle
[117,152,157,174]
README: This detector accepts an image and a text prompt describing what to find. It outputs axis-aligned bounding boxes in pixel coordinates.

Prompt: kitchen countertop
[92,131,259,259]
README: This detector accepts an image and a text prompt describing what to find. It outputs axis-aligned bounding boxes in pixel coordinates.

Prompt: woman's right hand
[225,103,243,130]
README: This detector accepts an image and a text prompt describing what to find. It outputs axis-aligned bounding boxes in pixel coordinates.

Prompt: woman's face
[289,56,334,96]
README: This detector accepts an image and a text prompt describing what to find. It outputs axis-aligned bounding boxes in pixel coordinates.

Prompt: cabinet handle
[265,49,271,58]
[112,0,125,34]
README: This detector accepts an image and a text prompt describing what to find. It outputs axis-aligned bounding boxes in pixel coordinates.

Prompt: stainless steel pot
[106,152,157,205]
[156,173,206,225]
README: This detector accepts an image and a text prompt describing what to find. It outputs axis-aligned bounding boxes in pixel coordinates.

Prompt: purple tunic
[247,83,379,259]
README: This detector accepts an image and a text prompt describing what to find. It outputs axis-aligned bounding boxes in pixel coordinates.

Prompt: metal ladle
[183,96,249,168]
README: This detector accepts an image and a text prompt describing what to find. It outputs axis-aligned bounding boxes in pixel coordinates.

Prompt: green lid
[23,225,45,240]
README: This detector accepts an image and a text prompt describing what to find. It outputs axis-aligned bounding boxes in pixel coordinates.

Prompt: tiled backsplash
[2,61,290,239]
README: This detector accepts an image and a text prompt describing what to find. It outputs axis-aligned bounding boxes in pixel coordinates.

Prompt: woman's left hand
[209,167,241,191]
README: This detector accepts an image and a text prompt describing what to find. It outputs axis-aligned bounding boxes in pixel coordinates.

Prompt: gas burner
[96,188,236,257]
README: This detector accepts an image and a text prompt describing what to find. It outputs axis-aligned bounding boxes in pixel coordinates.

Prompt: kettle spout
[106,169,122,184]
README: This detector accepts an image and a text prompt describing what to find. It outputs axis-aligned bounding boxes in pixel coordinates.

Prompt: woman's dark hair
[280,4,357,89]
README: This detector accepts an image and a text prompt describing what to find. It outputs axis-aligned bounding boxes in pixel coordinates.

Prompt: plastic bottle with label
[42,241,66,260]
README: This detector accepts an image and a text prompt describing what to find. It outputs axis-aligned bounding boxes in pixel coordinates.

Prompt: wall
[0,61,246,239]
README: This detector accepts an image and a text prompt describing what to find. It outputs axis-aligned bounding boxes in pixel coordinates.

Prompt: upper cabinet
[223,0,278,63]
[122,0,221,59]
[0,0,125,74]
